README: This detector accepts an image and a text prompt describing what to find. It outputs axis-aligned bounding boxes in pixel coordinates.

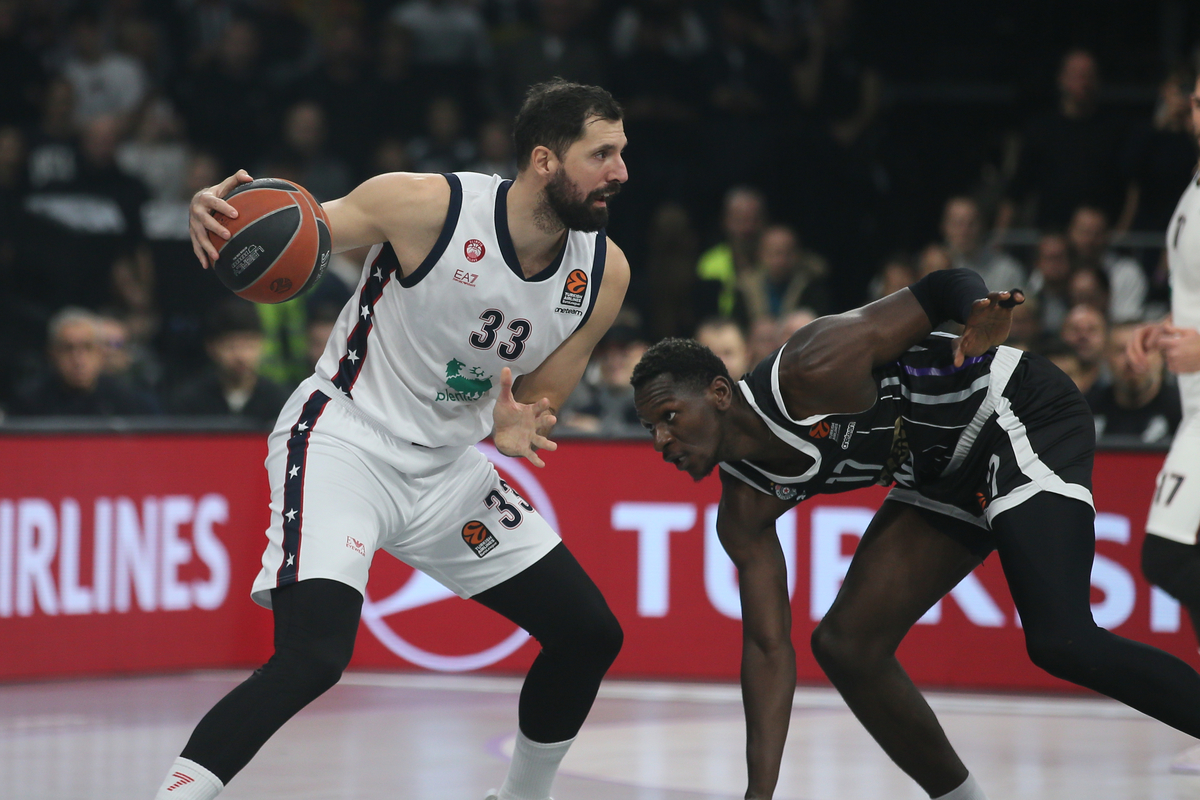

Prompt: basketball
[462,520,489,545]
[207,178,331,304]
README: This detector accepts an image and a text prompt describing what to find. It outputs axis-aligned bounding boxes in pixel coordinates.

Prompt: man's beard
[538,169,621,233]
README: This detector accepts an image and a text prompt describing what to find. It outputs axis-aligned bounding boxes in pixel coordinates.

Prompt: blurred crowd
[0,0,1198,447]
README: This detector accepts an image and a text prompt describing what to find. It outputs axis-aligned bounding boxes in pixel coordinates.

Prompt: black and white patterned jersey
[720,332,1095,528]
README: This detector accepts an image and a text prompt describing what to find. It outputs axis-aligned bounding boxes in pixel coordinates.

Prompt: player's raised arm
[716,472,798,800]
[320,171,451,254]
[776,269,1022,419]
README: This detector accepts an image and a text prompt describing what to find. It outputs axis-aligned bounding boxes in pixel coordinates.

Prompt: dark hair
[205,298,262,340]
[513,79,622,171]
[631,337,731,393]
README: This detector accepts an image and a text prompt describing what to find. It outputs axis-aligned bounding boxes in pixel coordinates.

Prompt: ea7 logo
[560,269,587,308]
[462,520,499,557]
[453,269,478,286]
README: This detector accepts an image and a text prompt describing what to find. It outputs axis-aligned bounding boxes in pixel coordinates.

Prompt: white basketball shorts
[1146,411,1200,545]
[250,377,561,608]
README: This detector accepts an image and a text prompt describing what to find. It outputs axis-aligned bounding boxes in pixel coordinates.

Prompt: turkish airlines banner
[3,434,1193,692]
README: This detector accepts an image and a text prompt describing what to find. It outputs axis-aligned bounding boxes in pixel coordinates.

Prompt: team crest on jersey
[560,269,588,308]
[462,520,499,557]
[437,359,493,402]
[464,239,485,262]
[771,482,804,502]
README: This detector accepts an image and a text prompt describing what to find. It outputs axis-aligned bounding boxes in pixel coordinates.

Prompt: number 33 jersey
[313,172,607,448]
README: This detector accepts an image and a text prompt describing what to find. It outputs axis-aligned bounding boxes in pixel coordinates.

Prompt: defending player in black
[631,268,1200,800]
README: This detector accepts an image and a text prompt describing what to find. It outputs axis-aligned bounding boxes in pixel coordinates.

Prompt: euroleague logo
[559,269,588,308]
[359,444,558,671]
[464,239,485,263]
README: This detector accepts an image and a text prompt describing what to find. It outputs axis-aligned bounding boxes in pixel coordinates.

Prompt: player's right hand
[1126,322,1165,372]
[189,169,254,269]
[953,289,1024,367]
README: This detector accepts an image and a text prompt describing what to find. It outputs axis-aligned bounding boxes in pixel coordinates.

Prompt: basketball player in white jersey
[1129,72,1200,773]
[153,81,630,800]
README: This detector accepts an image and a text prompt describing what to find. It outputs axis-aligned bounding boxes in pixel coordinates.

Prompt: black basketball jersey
[721,332,1094,524]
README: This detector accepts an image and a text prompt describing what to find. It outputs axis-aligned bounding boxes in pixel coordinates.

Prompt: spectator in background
[177,17,273,172]
[1061,303,1109,393]
[295,19,377,178]
[1067,265,1111,316]
[492,0,606,116]
[1025,232,1073,334]
[941,195,1025,291]
[26,77,78,190]
[559,310,647,437]
[1001,49,1126,231]
[23,114,152,313]
[696,316,750,379]
[407,95,476,175]
[869,254,916,300]
[643,202,705,341]
[697,186,767,319]
[747,317,782,365]
[915,243,951,277]
[306,304,341,372]
[469,118,516,179]
[61,9,147,128]
[1006,295,1043,351]
[1041,337,1088,390]
[0,0,47,129]
[373,21,426,143]
[168,298,290,424]
[1067,205,1146,322]
[740,223,831,321]
[1088,322,1181,444]
[1117,66,1197,234]
[115,98,189,202]
[262,101,352,202]
[8,307,157,417]
[777,307,818,342]
[389,0,490,109]
[96,312,158,394]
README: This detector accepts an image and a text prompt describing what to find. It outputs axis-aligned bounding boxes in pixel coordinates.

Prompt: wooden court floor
[2,671,1199,799]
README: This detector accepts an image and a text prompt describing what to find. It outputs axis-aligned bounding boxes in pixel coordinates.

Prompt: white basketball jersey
[313,172,607,447]
[1167,171,1200,416]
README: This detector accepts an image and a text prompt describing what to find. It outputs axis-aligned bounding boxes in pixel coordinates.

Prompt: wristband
[907,268,988,326]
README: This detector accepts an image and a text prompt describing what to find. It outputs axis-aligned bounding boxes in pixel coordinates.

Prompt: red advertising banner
[3,434,1193,692]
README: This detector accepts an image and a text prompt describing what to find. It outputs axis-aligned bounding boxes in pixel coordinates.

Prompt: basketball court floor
[3,670,1198,799]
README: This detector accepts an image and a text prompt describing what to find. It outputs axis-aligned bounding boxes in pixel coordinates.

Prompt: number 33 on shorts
[485,479,533,529]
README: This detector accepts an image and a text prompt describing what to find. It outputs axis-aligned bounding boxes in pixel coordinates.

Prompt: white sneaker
[1170,743,1200,774]
[484,792,498,800]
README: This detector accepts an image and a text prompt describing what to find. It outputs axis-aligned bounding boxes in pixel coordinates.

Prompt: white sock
[497,730,574,800]
[153,757,224,800]
[932,772,989,800]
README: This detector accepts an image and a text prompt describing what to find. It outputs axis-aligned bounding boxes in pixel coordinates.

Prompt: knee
[1024,628,1101,684]
[270,634,355,697]
[552,602,624,669]
[811,618,888,679]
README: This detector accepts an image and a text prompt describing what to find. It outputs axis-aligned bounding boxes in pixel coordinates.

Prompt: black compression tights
[181,544,621,785]
[995,494,1200,737]
[1142,533,1200,642]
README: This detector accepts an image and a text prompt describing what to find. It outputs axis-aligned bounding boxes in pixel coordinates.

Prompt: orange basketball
[565,269,588,294]
[462,521,489,545]
[207,178,331,304]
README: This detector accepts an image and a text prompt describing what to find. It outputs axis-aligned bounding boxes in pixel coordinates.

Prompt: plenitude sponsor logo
[0,493,232,618]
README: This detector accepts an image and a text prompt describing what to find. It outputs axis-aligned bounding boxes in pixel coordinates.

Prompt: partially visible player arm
[492,239,630,465]
[717,472,797,800]
[776,270,1022,419]
[188,170,449,267]
[1161,323,1200,374]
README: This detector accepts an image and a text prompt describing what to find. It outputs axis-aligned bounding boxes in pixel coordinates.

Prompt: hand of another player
[189,169,254,269]
[1126,321,1166,372]
[953,289,1024,367]
[492,367,558,468]
[1160,325,1200,374]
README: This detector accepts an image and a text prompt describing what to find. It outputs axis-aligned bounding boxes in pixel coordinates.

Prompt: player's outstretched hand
[492,367,558,468]
[189,169,254,269]
[953,289,1024,367]
[1126,320,1167,372]
[1161,324,1200,374]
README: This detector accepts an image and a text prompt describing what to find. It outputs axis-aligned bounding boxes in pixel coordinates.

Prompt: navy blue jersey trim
[576,230,607,332]
[332,245,401,395]
[277,390,332,587]
[495,180,567,282]
[398,173,462,288]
